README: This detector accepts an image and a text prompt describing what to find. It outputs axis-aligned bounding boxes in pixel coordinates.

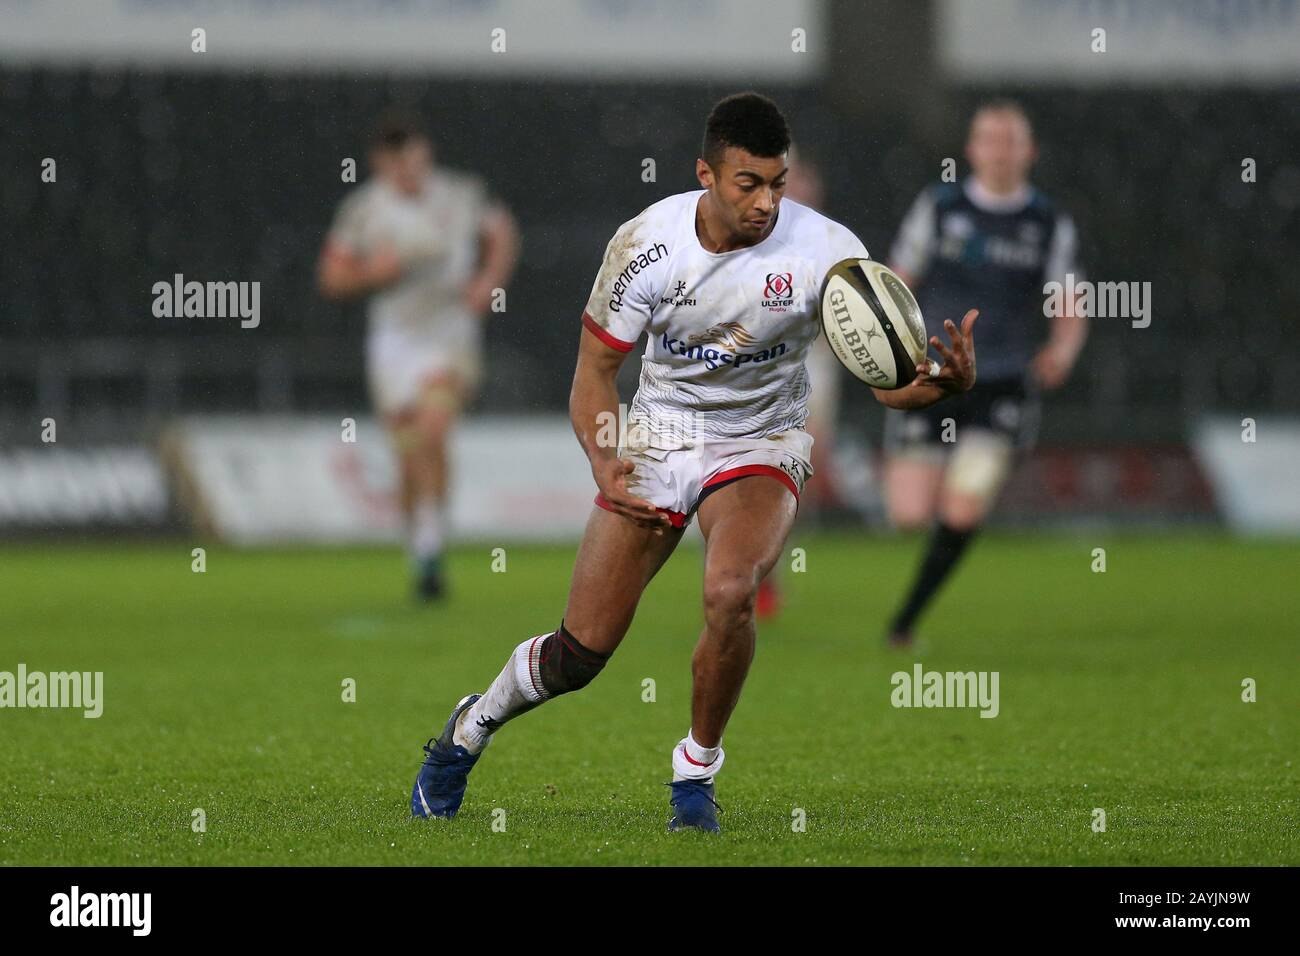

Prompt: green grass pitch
[1,532,1296,866]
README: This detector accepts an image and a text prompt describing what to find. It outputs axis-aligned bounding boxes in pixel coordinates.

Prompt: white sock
[453,633,552,754]
[410,498,444,561]
[671,731,724,782]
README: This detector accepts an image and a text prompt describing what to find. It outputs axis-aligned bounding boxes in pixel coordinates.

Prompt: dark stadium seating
[3,68,1297,443]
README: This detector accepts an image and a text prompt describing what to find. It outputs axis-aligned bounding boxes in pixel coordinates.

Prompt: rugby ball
[819,258,935,389]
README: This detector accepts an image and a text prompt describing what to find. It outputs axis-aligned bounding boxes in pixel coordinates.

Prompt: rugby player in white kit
[410,93,978,831]
[318,113,519,600]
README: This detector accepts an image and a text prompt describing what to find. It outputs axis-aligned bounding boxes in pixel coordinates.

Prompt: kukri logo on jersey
[660,280,697,308]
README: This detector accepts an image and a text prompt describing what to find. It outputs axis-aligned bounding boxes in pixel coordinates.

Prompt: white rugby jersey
[583,190,869,443]
[326,170,488,341]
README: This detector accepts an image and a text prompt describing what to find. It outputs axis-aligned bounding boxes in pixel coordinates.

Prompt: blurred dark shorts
[883,376,1041,455]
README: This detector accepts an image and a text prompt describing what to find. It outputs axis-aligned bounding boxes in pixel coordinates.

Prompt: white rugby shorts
[366,326,482,415]
[594,428,814,527]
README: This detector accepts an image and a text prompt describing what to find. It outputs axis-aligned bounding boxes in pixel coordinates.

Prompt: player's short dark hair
[372,110,428,151]
[702,92,791,169]
[972,98,1033,135]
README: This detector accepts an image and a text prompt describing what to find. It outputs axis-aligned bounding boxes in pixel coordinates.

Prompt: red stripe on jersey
[702,464,800,500]
[582,312,636,353]
[593,492,687,528]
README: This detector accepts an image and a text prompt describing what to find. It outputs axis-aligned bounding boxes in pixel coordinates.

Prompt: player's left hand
[462,275,497,315]
[914,308,978,393]
[1030,342,1074,390]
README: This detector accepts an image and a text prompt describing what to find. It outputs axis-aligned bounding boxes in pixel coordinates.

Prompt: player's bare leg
[411,504,682,817]
[884,437,1009,647]
[939,489,989,532]
[691,475,796,744]
[665,475,796,832]
[560,505,685,654]
[754,411,829,621]
[667,475,797,824]
[458,504,683,735]
[883,455,943,531]
[401,372,466,600]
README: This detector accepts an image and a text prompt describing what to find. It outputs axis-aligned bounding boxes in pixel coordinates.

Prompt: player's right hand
[1030,342,1073,390]
[593,458,672,533]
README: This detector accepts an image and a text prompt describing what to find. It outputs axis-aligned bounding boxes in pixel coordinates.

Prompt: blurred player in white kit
[318,113,519,600]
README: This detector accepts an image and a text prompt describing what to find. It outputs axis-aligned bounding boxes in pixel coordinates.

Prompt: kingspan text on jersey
[660,332,788,371]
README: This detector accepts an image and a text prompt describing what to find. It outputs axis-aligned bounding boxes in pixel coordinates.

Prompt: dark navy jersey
[889,178,1081,382]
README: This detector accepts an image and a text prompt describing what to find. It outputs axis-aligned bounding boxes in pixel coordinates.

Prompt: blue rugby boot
[411,693,483,819]
[667,779,723,833]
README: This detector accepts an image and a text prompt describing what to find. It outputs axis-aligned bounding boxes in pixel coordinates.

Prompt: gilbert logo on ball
[819,258,932,389]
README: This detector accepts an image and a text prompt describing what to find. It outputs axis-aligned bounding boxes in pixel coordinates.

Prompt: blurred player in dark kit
[882,100,1087,647]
